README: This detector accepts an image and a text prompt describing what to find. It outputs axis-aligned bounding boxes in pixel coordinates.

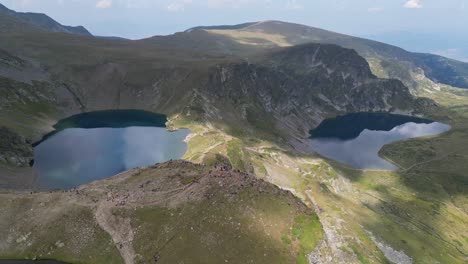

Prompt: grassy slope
[0,193,123,264]
[236,134,466,263]
[235,86,467,263]
[0,161,322,264]
[0,77,59,138]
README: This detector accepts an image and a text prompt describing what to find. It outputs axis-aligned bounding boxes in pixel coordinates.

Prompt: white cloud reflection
[33,127,188,189]
[121,127,188,169]
[311,122,450,170]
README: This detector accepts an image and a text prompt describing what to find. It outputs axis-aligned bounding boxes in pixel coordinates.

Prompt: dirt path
[95,200,136,264]
[399,151,456,172]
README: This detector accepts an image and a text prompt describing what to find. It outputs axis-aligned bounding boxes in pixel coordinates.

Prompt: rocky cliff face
[192,43,433,141]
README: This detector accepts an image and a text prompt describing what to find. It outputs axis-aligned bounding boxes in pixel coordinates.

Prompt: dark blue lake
[33,110,188,190]
[309,113,450,170]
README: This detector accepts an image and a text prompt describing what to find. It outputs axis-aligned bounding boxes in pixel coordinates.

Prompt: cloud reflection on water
[310,122,450,170]
[33,127,188,189]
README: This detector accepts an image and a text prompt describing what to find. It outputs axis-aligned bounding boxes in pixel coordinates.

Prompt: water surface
[33,110,188,189]
[310,113,450,170]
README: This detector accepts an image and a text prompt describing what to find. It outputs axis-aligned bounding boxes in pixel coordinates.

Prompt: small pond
[33,110,189,190]
[309,113,450,170]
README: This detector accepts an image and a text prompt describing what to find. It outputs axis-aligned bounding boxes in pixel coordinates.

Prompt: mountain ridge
[0,3,92,36]
[181,20,468,89]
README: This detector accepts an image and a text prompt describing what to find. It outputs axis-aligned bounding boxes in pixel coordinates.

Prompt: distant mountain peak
[0,3,92,36]
[0,3,8,11]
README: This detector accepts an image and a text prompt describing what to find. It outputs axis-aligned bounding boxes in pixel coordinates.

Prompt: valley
[0,4,466,264]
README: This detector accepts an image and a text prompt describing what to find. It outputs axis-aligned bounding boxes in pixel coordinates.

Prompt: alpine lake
[309,112,451,170]
[32,110,189,190]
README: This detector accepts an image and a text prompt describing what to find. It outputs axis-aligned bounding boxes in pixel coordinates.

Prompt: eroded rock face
[0,127,33,167]
[197,43,433,140]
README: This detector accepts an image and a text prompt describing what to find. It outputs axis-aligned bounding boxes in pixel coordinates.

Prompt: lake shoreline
[309,113,451,170]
